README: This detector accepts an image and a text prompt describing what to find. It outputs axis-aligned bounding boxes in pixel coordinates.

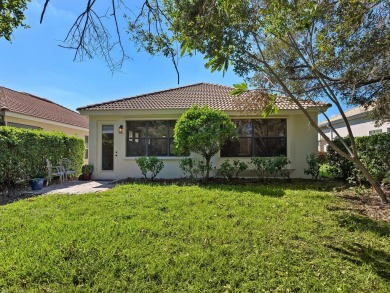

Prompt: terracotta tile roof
[77,83,328,112]
[0,86,89,129]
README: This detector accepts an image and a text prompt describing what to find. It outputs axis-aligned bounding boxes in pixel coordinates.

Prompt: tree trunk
[205,156,211,179]
[353,157,388,204]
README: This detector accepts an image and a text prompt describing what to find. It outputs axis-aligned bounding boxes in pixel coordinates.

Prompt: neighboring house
[318,106,390,152]
[0,86,90,159]
[77,83,328,180]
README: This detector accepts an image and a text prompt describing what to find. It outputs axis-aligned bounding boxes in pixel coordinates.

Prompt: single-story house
[77,83,328,179]
[318,106,390,152]
[0,86,89,159]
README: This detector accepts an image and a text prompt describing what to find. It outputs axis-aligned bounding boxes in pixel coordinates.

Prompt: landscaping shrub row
[327,133,390,184]
[0,127,84,189]
[136,155,291,180]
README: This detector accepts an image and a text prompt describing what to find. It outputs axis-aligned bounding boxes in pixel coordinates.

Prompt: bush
[0,127,84,190]
[179,158,209,179]
[326,137,355,181]
[304,153,320,180]
[251,156,290,179]
[327,134,390,185]
[218,159,248,180]
[356,134,390,184]
[135,156,164,180]
[174,105,236,178]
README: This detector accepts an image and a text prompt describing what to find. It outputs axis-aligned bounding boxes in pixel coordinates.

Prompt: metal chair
[61,158,77,182]
[46,159,64,184]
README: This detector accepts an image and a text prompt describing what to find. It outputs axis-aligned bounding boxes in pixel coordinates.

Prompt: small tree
[174,105,236,179]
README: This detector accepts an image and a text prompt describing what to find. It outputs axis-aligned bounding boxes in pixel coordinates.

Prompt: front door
[102,125,114,170]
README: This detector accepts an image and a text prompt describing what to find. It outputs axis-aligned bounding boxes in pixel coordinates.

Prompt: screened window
[126,120,176,156]
[221,119,287,157]
[369,129,382,136]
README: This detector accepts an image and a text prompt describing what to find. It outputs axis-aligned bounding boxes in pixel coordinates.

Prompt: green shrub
[218,159,248,180]
[304,153,320,180]
[174,105,236,178]
[356,133,390,184]
[251,156,290,179]
[0,127,84,189]
[82,164,94,174]
[135,156,164,180]
[327,134,390,185]
[179,158,209,179]
[326,137,355,181]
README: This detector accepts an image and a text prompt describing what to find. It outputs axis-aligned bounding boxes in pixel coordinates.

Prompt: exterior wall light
[118,125,124,134]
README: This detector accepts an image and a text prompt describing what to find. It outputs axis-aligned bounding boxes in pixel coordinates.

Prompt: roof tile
[0,86,89,129]
[77,83,328,112]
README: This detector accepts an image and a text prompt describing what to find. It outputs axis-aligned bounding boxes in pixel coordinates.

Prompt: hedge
[0,127,84,189]
[326,133,390,184]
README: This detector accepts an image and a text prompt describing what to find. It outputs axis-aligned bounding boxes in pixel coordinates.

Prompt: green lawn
[0,182,389,292]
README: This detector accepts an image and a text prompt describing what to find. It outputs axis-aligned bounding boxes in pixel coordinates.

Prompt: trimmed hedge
[326,133,390,184]
[0,127,84,189]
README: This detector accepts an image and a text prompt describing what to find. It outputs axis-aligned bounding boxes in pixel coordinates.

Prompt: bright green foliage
[327,134,390,185]
[0,182,389,291]
[81,164,94,174]
[0,127,84,189]
[356,134,390,184]
[135,156,164,180]
[0,0,30,41]
[174,105,236,178]
[251,156,291,179]
[326,137,355,181]
[179,157,208,179]
[304,153,321,180]
[218,159,248,180]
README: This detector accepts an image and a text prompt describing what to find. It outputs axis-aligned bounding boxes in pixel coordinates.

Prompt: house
[77,83,328,179]
[318,106,390,152]
[0,86,89,158]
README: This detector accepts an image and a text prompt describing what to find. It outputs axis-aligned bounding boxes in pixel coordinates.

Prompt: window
[126,120,176,156]
[6,122,41,130]
[84,135,89,159]
[387,128,390,133]
[369,129,382,136]
[221,119,287,157]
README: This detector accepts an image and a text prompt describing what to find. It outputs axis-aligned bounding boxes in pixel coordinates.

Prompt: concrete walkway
[38,180,115,195]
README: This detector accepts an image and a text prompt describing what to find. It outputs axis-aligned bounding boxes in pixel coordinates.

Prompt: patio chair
[61,158,77,182]
[46,159,64,184]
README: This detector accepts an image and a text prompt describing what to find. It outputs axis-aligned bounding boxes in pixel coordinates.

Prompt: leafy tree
[127,0,390,203]
[174,105,236,179]
[0,0,30,41]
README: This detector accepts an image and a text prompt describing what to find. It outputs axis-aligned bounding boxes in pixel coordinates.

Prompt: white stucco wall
[318,115,390,152]
[84,109,320,180]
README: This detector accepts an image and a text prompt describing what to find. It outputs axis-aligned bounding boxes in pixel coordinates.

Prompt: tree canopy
[174,105,236,179]
[0,0,30,41]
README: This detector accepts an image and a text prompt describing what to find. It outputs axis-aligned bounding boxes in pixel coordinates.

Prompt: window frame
[125,120,176,157]
[221,118,287,157]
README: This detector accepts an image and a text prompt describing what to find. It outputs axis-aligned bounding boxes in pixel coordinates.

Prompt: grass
[0,181,389,292]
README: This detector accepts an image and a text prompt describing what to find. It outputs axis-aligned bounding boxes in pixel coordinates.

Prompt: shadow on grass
[327,242,390,282]
[337,213,390,238]
[120,177,347,193]
[200,184,286,198]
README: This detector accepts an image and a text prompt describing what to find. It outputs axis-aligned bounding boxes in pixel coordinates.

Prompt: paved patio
[36,180,115,195]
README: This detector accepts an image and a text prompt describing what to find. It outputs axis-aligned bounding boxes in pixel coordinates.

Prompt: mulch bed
[339,188,390,223]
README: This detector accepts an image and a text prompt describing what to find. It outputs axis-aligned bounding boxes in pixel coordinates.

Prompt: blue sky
[0,0,340,119]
